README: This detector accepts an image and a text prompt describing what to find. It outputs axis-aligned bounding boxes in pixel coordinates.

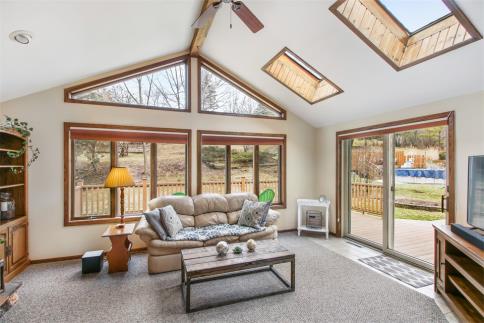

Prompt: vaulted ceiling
[1,0,483,127]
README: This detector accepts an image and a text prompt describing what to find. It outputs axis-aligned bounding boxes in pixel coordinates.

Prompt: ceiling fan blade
[232,1,264,33]
[192,2,221,29]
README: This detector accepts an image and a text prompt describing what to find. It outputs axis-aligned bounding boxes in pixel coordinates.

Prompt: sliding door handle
[441,195,448,213]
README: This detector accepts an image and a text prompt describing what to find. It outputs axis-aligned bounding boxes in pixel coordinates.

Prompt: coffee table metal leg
[181,260,185,284]
[291,259,295,291]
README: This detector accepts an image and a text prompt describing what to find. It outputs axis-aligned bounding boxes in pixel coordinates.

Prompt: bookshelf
[0,129,29,282]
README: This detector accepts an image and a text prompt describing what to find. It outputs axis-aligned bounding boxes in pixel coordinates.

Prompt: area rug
[359,255,433,288]
[3,233,445,322]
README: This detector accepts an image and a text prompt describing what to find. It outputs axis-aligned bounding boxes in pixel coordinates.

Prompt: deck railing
[351,182,383,216]
[75,178,279,217]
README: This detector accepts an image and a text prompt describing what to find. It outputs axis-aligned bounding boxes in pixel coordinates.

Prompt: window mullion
[254,145,260,197]
[110,141,117,217]
[150,143,157,204]
[226,145,231,194]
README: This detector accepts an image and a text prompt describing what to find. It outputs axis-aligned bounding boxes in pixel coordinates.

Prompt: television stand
[433,224,483,322]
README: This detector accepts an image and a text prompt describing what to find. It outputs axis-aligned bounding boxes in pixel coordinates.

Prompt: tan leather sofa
[135,193,280,273]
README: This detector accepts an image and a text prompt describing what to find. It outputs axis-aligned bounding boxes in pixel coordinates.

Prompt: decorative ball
[246,239,257,252]
[216,241,229,256]
[233,246,243,254]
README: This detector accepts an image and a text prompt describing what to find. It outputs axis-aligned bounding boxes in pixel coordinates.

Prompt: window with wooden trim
[329,0,482,70]
[64,55,190,111]
[64,123,191,226]
[198,131,286,208]
[263,48,343,104]
[198,58,286,119]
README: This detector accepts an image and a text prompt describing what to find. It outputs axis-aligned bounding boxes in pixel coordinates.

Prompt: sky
[379,0,451,32]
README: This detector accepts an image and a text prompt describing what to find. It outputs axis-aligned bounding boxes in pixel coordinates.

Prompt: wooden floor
[349,212,445,264]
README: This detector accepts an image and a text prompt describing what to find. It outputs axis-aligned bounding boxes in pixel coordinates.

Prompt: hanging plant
[1,116,40,166]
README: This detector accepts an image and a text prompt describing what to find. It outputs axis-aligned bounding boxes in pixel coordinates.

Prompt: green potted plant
[1,116,40,167]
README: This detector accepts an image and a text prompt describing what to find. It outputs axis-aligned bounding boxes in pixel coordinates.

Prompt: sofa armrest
[265,209,280,226]
[135,216,159,242]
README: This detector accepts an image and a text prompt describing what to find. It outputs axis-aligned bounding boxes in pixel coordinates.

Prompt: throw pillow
[160,205,183,238]
[143,209,167,240]
[237,200,270,228]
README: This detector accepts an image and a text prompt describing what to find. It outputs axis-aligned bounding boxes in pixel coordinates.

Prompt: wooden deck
[349,212,445,264]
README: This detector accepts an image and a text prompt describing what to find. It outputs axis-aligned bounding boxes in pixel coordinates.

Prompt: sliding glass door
[346,136,384,247]
[340,114,453,269]
[389,126,448,264]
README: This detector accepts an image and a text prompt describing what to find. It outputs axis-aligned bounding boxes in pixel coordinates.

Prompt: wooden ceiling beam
[190,0,219,56]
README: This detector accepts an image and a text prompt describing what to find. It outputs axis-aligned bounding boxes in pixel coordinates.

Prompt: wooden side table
[102,223,135,273]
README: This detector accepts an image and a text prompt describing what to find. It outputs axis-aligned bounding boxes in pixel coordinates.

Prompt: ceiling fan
[192,0,264,33]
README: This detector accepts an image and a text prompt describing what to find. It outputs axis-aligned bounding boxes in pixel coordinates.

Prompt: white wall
[1,60,318,260]
[317,91,484,233]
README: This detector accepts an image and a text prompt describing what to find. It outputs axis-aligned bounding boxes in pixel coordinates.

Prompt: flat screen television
[468,155,484,230]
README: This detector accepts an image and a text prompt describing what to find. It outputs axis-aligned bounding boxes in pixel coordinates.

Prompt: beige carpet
[3,233,446,322]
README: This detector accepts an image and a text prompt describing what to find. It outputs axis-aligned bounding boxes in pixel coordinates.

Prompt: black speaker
[81,250,104,274]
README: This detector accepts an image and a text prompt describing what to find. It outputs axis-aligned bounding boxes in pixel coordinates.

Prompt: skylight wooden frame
[64,54,191,112]
[262,47,343,105]
[329,0,482,71]
[197,56,287,120]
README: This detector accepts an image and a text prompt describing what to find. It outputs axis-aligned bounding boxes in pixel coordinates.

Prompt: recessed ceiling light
[9,30,33,45]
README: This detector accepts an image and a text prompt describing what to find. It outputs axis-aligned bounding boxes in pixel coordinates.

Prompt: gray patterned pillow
[237,200,270,229]
[160,205,183,238]
[144,209,167,240]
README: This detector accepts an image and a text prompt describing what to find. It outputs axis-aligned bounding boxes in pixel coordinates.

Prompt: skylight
[284,50,323,81]
[263,48,342,104]
[379,0,451,33]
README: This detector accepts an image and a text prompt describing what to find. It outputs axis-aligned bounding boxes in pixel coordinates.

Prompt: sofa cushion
[238,200,270,228]
[239,225,278,241]
[195,212,228,227]
[227,210,241,224]
[160,205,183,238]
[149,195,194,216]
[265,209,280,226]
[167,224,264,242]
[192,194,228,215]
[178,214,195,228]
[143,209,167,240]
[204,235,239,246]
[225,193,258,212]
[148,239,204,256]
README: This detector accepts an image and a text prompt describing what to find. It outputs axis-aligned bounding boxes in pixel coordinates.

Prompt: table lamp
[105,167,134,227]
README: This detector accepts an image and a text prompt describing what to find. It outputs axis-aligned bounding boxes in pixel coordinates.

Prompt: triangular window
[199,58,285,119]
[65,55,190,111]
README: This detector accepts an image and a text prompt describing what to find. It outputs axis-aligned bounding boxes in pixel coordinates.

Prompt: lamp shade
[104,167,135,188]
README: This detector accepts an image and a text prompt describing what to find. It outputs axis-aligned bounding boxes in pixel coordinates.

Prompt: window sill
[64,214,141,227]
[271,203,286,210]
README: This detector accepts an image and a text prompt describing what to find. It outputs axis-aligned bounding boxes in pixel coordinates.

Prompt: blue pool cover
[395,168,446,179]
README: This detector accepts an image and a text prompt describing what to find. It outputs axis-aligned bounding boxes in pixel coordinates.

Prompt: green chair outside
[172,192,185,196]
[258,189,275,203]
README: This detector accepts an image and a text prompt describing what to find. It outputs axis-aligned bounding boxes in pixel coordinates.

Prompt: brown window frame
[197,56,287,120]
[329,0,482,71]
[197,130,287,209]
[64,122,192,226]
[64,54,192,112]
[335,111,455,236]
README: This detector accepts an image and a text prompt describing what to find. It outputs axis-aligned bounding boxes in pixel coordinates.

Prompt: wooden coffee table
[180,240,295,313]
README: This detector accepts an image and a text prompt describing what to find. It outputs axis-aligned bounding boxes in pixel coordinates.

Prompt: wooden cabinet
[0,129,29,281]
[1,217,29,281]
[435,233,446,288]
[433,224,483,322]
